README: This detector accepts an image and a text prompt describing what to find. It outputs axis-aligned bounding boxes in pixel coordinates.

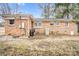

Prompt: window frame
[53,21,59,26]
[35,21,42,28]
[8,19,15,26]
[9,19,14,24]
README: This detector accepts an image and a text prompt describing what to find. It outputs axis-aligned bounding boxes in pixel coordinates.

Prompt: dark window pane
[9,19,14,24]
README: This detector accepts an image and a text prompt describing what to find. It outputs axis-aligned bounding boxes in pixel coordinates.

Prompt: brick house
[34,18,79,35]
[3,14,34,37]
[2,14,79,37]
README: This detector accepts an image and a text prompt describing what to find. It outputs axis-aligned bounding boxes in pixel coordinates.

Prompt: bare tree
[0,3,20,15]
[39,3,55,19]
[0,3,11,15]
[12,4,20,14]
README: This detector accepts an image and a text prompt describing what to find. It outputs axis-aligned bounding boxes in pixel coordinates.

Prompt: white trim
[4,17,15,19]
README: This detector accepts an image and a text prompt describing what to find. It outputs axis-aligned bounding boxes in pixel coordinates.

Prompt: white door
[45,28,49,35]
[21,22,24,28]
[19,22,25,29]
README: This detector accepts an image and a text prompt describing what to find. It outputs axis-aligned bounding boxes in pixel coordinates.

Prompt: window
[50,23,53,25]
[35,22,41,26]
[9,19,15,25]
[35,21,42,28]
[54,22,59,25]
[38,23,41,26]
[35,23,37,26]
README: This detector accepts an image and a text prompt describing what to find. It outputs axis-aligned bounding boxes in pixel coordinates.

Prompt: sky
[0,3,42,22]
[10,3,42,18]
[0,3,55,22]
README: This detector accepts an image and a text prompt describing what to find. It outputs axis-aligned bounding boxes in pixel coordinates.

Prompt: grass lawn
[0,35,79,56]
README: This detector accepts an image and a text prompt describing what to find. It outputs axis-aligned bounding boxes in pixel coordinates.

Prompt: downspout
[19,16,22,36]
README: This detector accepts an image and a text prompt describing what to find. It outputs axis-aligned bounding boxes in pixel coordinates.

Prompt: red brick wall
[5,17,32,37]
[33,20,78,35]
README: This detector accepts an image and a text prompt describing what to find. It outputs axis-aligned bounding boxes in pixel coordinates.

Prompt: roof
[0,14,34,20]
[34,18,79,22]
[0,14,79,22]
[0,14,33,17]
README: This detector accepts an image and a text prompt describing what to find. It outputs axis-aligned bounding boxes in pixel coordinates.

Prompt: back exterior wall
[34,20,78,35]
